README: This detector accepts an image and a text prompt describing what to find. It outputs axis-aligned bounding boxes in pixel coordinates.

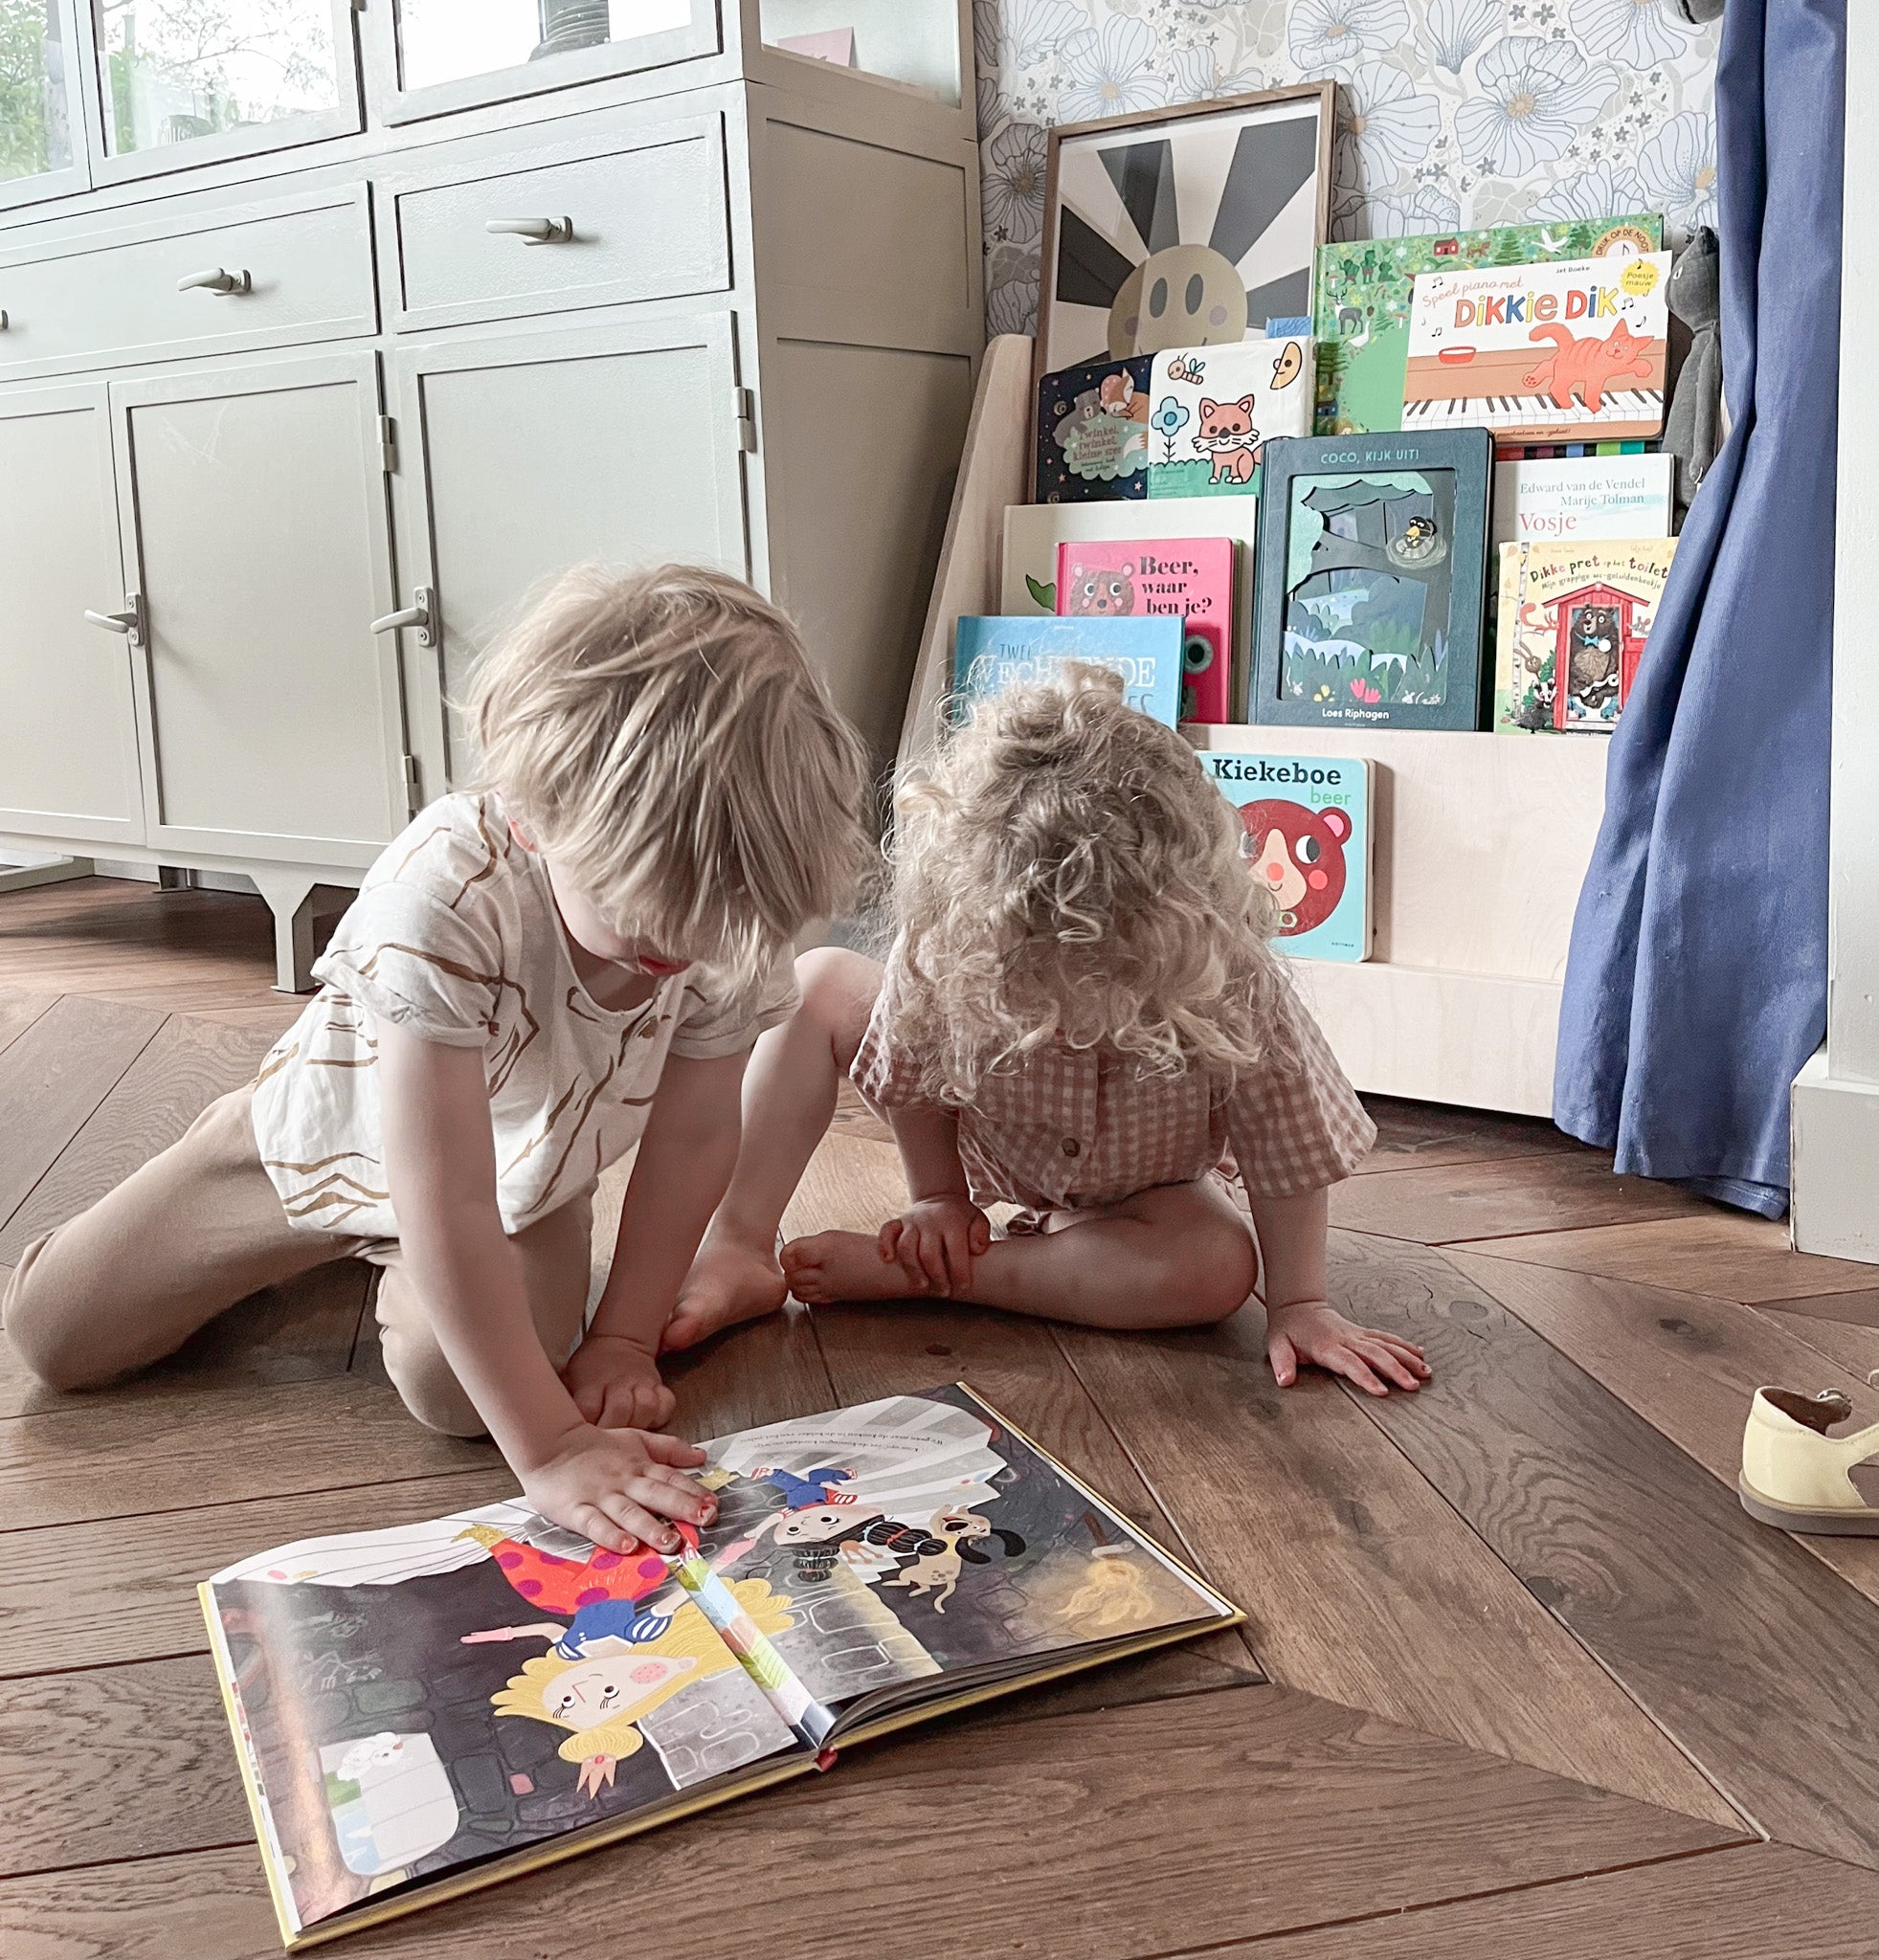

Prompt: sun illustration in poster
[1042,88,1329,373]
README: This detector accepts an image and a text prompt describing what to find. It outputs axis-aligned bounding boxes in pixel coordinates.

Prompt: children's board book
[1034,354,1152,502]
[1054,537,1237,724]
[1494,537,1677,733]
[1404,253,1670,446]
[1145,338,1314,500]
[1002,498,1260,613]
[203,1385,1241,1949]
[1490,454,1674,548]
[953,613,1184,725]
[1203,752,1374,962]
[1312,215,1662,438]
[1250,428,1493,732]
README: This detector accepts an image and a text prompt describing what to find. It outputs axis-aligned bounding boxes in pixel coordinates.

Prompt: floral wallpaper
[975,0,1721,339]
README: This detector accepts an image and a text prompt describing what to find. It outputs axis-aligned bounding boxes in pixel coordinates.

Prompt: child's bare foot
[664,1234,790,1351]
[781,1230,929,1304]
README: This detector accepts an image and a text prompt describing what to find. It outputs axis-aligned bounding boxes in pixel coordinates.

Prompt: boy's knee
[377,1328,489,1438]
[2,1241,118,1392]
[795,945,879,1007]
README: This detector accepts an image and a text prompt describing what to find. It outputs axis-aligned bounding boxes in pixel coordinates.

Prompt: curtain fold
[1553,0,1845,1219]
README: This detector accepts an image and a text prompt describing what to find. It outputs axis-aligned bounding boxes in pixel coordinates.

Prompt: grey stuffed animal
[1664,226,1721,511]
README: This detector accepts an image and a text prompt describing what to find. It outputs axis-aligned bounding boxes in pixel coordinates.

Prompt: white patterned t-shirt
[250,792,794,1241]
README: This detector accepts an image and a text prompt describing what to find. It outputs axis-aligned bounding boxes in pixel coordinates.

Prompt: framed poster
[1036,82,1334,388]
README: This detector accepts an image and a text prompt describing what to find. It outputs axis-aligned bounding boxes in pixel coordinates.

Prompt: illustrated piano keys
[1402,389,1660,432]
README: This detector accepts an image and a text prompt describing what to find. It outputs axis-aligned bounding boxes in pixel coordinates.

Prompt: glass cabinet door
[369,0,718,124]
[87,0,361,182]
[0,1,90,209]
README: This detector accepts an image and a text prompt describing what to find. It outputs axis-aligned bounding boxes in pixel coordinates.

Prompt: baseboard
[94,859,258,897]
[1791,1046,1879,1263]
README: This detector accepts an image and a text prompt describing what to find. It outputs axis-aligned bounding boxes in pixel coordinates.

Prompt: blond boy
[4,566,868,1553]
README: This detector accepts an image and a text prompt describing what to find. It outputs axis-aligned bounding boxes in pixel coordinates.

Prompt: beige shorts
[0,1086,592,1437]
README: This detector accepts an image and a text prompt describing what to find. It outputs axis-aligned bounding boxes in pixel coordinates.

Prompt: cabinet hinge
[401,753,422,818]
[732,387,757,454]
[378,414,398,475]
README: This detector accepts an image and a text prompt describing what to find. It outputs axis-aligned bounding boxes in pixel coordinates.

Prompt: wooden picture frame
[1034,80,1334,401]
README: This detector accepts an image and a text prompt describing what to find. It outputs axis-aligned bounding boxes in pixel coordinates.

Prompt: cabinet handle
[0,310,9,331]
[485,217,572,245]
[177,266,253,295]
[369,586,436,648]
[84,596,145,646]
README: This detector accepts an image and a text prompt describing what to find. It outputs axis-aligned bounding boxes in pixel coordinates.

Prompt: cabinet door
[0,380,143,843]
[111,350,408,866]
[391,312,748,784]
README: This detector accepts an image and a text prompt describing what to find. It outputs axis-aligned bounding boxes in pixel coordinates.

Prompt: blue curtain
[1553,0,1844,1217]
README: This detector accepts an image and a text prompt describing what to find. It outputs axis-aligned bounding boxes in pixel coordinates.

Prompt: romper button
[1062,1138,1081,1157]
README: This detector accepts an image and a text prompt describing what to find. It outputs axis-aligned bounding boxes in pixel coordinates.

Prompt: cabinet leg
[0,855,95,895]
[253,873,322,994]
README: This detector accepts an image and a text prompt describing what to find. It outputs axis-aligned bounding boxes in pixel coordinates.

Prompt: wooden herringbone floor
[5,878,1879,1957]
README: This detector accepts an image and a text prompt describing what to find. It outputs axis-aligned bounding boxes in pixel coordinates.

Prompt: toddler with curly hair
[670,665,1429,1396]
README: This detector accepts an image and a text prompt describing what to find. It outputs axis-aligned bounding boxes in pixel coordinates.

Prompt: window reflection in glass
[396,0,690,94]
[95,0,341,156]
[0,0,75,183]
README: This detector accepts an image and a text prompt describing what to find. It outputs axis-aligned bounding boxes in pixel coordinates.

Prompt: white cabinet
[390,312,749,783]
[0,4,980,988]
[0,382,143,843]
[110,351,408,861]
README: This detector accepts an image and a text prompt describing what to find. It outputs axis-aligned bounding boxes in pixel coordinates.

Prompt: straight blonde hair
[886,664,1296,1102]
[466,564,869,994]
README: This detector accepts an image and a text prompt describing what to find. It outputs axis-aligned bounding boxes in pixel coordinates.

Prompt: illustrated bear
[1063,561,1138,616]
[1239,799,1351,935]
[1194,394,1261,485]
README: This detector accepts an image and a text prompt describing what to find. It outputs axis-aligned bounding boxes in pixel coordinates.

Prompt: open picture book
[202,1384,1242,1948]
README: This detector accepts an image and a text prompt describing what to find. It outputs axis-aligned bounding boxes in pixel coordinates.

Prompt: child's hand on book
[521,1423,715,1554]
[880,1195,992,1296]
[1264,1299,1431,1397]
[561,1331,676,1431]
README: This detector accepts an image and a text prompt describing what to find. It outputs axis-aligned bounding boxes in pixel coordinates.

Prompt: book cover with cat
[1313,215,1662,437]
[1053,538,1237,723]
[1034,355,1152,502]
[953,614,1184,725]
[1145,340,1313,501]
[1202,752,1374,963]
[1494,537,1678,733]
[1403,254,1670,445]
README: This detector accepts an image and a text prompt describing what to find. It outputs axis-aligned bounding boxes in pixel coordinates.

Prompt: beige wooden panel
[391,112,730,330]
[397,315,748,781]
[1195,724,1608,981]
[115,352,405,859]
[765,340,974,760]
[759,0,964,101]
[0,384,144,843]
[758,121,977,351]
[0,187,375,385]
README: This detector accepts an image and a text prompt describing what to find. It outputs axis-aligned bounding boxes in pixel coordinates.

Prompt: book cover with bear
[1145,339,1314,501]
[1053,537,1238,723]
[1201,751,1373,962]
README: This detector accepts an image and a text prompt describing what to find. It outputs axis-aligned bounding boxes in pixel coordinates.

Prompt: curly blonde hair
[886,664,1296,1103]
[464,564,869,996]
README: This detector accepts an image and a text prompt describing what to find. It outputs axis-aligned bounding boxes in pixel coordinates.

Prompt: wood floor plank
[0,992,165,1234]
[665,1301,839,1442]
[1355,1097,1591,1176]
[1761,1308,1879,1378]
[0,1258,371,1418]
[0,990,55,1061]
[0,1468,516,1678]
[1443,1251,1879,1611]
[1756,1287,1879,1328]
[0,1654,250,1876]
[1188,1841,1879,1959]
[0,1373,497,1532]
[1450,1212,1879,1304]
[1330,1230,1879,1869]
[0,1013,279,1265]
[1058,1314,1737,1827]
[1331,1152,1712,1243]
[0,1688,1741,1960]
